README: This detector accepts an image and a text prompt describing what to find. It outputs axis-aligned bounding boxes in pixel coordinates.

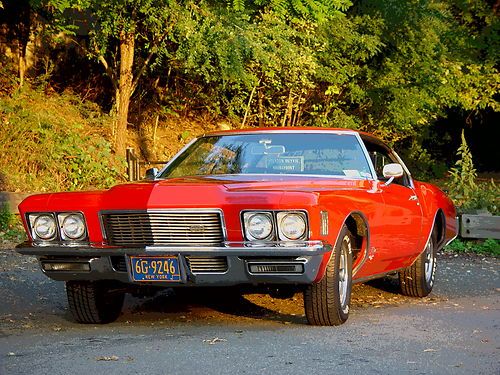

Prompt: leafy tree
[227,0,352,20]
[7,0,498,166]
[358,1,498,137]
[35,0,185,157]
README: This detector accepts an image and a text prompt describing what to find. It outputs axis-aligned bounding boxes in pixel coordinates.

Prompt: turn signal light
[41,262,90,272]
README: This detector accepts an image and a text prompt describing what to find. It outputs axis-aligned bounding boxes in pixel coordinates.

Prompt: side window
[361,137,411,187]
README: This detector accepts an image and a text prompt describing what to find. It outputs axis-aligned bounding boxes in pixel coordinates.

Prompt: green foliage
[0,204,26,242]
[0,85,124,192]
[158,0,498,144]
[448,130,477,205]
[445,131,499,214]
[0,204,13,232]
[471,180,500,216]
[22,0,500,178]
[445,238,500,257]
[226,0,352,20]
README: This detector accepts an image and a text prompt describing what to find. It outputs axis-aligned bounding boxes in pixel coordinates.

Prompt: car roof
[204,127,378,139]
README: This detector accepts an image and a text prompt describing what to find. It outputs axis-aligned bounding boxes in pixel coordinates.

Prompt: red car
[17,128,457,325]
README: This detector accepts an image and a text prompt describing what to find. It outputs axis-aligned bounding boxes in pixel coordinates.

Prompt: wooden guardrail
[460,214,500,240]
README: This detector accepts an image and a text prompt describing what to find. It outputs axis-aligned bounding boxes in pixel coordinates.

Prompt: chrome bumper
[16,241,332,286]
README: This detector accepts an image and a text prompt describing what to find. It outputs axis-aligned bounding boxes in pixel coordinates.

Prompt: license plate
[129,256,181,282]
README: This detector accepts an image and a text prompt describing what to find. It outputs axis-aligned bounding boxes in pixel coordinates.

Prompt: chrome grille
[102,211,224,246]
[186,256,228,273]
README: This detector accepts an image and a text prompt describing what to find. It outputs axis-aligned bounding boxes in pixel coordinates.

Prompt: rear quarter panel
[414,181,458,245]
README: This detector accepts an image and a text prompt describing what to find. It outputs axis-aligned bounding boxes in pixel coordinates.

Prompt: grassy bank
[0,85,124,193]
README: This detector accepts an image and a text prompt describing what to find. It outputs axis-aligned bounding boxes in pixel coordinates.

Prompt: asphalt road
[0,248,498,375]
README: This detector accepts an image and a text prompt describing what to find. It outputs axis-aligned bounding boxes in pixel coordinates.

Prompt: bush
[0,203,13,232]
[447,131,499,215]
[0,85,125,192]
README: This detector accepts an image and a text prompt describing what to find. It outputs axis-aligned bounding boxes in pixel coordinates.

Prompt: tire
[304,225,353,326]
[399,230,437,297]
[66,281,124,324]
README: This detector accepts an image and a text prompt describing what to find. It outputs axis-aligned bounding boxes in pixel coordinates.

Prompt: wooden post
[126,148,134,181]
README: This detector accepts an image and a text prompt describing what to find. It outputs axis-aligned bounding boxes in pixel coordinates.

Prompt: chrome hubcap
[424,238,435,284]
[338,239,349,308]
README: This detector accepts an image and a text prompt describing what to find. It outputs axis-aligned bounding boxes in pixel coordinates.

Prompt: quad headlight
[243,212,274,240]
[32,214,57,240]
[242,211,308,241]
[277,212,307,240]
[27,212,87,242]
[58,213,86,240]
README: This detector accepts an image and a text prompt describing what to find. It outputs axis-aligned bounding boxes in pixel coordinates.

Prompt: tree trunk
[258,88,264,127]
[114,31,135,158]
[18,42,27,87]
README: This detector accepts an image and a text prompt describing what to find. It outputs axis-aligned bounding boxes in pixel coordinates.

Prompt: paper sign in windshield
[268,156,304,172]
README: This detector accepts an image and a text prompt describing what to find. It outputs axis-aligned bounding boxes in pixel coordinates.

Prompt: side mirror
[145,167,158,180]
[382,163,403,186]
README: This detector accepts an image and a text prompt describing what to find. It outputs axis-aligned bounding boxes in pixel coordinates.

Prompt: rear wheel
[304,226,353,326]
[399,231,437,297]
[66,281,124,324]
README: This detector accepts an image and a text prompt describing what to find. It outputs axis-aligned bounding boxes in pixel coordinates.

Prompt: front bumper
[16,241,332,286]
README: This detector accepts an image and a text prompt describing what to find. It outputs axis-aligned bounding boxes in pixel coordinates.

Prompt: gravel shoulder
[0,247,498,375]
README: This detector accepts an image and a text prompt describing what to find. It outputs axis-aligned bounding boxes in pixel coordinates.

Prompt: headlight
[277,212,307,240]
[58,213,86,240]
[243,212,274,240]
[32,214,57,240]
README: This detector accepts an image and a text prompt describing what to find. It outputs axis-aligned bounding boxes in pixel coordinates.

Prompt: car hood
[19,175,374,212]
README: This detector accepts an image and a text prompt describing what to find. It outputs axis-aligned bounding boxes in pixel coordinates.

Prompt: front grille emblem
[189,224,206,233]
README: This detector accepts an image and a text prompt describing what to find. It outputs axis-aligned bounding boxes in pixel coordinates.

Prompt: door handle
[409,195,418,201]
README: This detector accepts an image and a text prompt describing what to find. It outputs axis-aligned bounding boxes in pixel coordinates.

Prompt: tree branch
[131,30,169,95]
[68,37,118,90]
[92,42,118,90]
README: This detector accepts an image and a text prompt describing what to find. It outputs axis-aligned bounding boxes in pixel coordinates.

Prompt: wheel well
[344,213,368,263]
[434,210,446,248]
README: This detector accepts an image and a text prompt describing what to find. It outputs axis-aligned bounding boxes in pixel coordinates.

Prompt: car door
[362,137,423,269]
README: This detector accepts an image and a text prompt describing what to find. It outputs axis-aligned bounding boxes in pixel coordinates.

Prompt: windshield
[159,133,373,179]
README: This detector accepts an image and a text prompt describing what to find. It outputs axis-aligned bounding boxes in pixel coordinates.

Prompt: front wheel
[399,231,437,297]
[304,226,353,326]
[66,281,124,324]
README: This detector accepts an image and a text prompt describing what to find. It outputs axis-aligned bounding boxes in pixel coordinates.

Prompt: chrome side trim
[391,150,415,189]
[324,211,370,278]
[155,131,377,181]
[409,210,441,266]
[350,212,371,277]
[353,268,405,284]
[354,132,377,181]
[444,234,458,247]
[205,130,359,137]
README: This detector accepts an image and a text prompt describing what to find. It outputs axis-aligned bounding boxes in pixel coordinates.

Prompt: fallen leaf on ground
[96,355,119,361]
[203,337,227,345]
